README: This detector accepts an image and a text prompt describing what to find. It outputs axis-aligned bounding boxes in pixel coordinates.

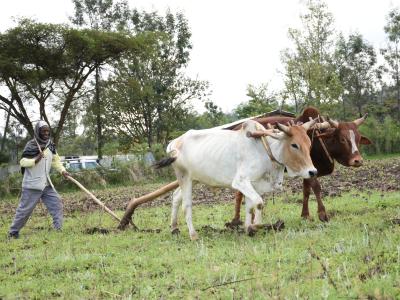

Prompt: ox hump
[298,107,319,123]
[241,120,263,135]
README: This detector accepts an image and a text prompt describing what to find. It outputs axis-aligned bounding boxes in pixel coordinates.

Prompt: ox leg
[232,180,264,236]
[244,197,255,236]
[301,179,312,220]
[225,191,244,228]
[310,178,328,222]
[171,187,182,234]
[180,175,198,241]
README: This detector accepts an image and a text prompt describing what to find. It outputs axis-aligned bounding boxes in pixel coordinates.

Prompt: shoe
[8,231,19,239]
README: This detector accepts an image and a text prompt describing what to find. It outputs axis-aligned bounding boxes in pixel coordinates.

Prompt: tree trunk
[1,102,12,152]
[396,74,400,122]
[95,66,103,160]
[342,97,346,120]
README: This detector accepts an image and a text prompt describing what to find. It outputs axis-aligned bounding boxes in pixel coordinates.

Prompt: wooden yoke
[246,131,270,138]
[118,180,179,230]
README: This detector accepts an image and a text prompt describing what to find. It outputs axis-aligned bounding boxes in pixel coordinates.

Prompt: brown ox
[227,107,372,225]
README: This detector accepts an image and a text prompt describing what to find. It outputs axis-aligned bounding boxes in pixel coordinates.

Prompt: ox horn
[301,117,318,131]
[327,116,339,129]
[276,123,292,136]
[353,113,368,127]
[314,121,331,130]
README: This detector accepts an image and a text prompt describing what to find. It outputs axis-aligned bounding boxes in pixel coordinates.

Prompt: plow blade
[118,180,179,230]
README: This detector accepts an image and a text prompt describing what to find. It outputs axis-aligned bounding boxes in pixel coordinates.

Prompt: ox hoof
[171,228,180,235]
[190,232,199,241]
[318,212,329,222]
[301,213,312,221]
[225,219,243,229]
[247,226,257,237]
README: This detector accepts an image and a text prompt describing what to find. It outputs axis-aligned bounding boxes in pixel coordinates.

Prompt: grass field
[1,187,399,299]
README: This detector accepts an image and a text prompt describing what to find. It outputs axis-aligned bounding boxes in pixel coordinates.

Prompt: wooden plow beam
[118,180,179,230]
[67,175,121,223]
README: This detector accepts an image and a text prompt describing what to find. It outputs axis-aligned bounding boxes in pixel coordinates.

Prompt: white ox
[155,119,318,240]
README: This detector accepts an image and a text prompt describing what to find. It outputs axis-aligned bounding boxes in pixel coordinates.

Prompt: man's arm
[51,152,69,178]
[20,153,44,167]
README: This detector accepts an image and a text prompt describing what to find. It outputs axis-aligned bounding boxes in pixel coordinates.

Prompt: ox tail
[153,156,177,169]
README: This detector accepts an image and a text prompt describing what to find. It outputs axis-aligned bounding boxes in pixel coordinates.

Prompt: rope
[310,116,334,164]
[255,123,284,166]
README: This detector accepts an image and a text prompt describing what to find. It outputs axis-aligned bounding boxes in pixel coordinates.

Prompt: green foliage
[360,116,400,155]
[70,0,130,31]
[0,172,22,196]
[336,33,377,117]
[58,135,97,156]
[0,151,10,164]
[102,10,209,148]
[281,0,342,112]
[0,19,141,144]
[235,84,279,118]
[381,8,400,121]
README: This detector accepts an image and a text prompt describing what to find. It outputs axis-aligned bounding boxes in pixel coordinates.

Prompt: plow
[118,180,179,230]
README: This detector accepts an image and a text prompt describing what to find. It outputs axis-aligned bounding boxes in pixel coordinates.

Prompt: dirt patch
[200,219,285,235]
[83,227,110,235]
[390,218,400,225]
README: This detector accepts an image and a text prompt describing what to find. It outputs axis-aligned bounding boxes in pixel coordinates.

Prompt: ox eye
[291,143,299,149]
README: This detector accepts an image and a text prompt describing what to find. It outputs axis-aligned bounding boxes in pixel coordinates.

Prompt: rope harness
[253,117,334,207]
[255,123,284,166]
[310,116,334,164]
[255,117,333,167]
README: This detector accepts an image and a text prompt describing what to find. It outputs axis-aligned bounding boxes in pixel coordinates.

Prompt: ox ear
[360,135,372,145]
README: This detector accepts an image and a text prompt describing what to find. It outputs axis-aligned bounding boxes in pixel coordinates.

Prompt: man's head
[34,121,50,143]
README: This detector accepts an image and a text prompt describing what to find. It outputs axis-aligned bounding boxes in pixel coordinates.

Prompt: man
[8,121,70,238]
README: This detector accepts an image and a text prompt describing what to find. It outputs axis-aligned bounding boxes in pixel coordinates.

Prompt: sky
[0,0,399,121]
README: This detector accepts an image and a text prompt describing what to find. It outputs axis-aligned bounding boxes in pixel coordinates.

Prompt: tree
[281,0,341,112]
[70,0,131,159]
[234,84,279,118]
[102,11,209,148]
[0,19,141,145]
[381,8,400,121]
[336,33,377,117]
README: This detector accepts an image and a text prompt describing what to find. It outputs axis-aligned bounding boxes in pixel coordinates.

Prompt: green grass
[1,190,400,299]
[364,152,400,160]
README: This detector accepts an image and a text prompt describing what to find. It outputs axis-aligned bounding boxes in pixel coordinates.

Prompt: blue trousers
[9,186,63,233]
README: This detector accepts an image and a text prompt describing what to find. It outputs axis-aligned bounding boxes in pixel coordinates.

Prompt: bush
[360,116,400,155]
[0,152,10,164]
[103,159,174,185]
[0,172,22,197]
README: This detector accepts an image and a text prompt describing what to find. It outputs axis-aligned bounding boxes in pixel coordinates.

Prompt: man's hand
[62,171,70,179]
[34,152,44,164]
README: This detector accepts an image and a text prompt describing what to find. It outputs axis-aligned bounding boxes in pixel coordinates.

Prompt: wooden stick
[67,175,121,222]
[118,180,179,230]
